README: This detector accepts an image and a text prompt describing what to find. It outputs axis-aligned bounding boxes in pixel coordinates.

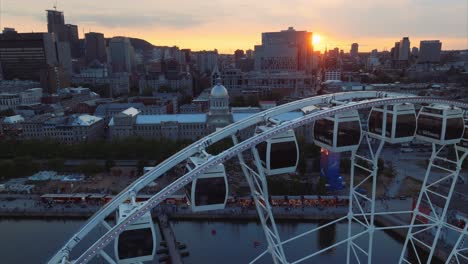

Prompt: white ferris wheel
[48,91,468,264]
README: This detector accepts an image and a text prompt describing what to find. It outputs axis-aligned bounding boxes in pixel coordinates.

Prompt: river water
[0,218,419,264]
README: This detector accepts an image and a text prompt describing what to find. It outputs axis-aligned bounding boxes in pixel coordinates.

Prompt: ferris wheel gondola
[114,202,157,264]
[185,154,228,212]
[313,110,362,152]
[368,103,417,144]
[255,126,299,175]
[416,104,465,145]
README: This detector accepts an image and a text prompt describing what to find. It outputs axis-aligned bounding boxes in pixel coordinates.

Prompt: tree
[137,160,147,176]
[0,108,15,117]
[77,160,102,175]
[316,177,328,195]
[105,159,116,172]
[158,85,174,93]
[142,87,153,96]
[0,160,15,180]
[13,156,39,178]
[47,158,65,172]
[340,158,351,172]
[232,96,246,107]
[246,96,259,107]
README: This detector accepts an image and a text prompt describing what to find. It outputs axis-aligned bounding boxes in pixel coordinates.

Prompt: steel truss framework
[47,92,468,264]
[399,144,468,264]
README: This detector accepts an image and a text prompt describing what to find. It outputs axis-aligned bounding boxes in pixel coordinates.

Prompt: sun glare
[312,34,321,45]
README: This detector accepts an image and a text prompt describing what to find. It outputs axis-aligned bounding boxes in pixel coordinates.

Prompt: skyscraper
[0,32,69,92]
[418,40,442,63]
[398,37,410,61]
[108,37,135,73]
[0,32,58,81]
[64,24,80,58]
[234,49,244,67]
[193,50,218,74]
[391,42,400,61]
[85,32,107,64]
[46,9,65,41]
[46,9,80,59]
[350,43,359,57]
[254,27,312,72]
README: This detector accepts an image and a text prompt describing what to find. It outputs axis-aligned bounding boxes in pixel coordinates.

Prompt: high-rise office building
[246,49,254,59]
[398,37,410,61]
[193,50,218,74]
[57,41,72,75]
[411,47,419,57]
[418,40,442,63]
[391,42,400,61]
[234,49,244,68]
[85,32,107,64]
[108,37,135,73]
[46,9,80,58]
[254,27,312,72]
[64,24,80,58]
[46,9,65,41]
[350,43,359,57]
[0,32,68,93]
[0,32,57,81]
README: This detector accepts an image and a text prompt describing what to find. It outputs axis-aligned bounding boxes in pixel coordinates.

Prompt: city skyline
[2,0,467,53]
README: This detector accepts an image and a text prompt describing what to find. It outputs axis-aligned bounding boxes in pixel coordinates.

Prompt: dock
[158,213,184,264]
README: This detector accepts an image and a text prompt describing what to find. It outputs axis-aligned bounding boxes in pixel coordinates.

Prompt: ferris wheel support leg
[398,144,468,264]
[367,135,385,264]
[232,135,288,264]
[347,133,385,264]
[346,150,357,264]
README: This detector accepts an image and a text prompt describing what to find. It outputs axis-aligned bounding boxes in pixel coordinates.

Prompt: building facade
[193,50,218,74]
[109,80,307,141]
[0,88,43,111]
[0,32,58,81]
[85,32,107,64]
[254,27,312,72]
[108,37,135,73]
[22,114,104,143]
[419,40,442,63]
[350,43,359,58]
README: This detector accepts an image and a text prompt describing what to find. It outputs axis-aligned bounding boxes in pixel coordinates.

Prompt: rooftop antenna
[53,0,58,10]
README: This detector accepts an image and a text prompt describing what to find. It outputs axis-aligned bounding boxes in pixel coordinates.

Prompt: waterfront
[1,218,409,264]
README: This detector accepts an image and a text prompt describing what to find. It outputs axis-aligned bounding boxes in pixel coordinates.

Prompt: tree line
[0,138,191,161]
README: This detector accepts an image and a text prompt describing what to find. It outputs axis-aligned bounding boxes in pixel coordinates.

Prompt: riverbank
[0,195,449,262]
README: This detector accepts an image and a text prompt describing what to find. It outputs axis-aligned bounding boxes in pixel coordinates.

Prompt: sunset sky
[3,0,467,53]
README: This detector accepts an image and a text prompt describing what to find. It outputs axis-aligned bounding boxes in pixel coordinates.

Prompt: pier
[157,213,185,264]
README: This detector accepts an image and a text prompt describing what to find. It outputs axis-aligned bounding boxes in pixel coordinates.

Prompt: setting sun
[312,34,321,45]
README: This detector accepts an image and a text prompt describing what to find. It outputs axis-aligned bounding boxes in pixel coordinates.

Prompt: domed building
[207,78,233,128]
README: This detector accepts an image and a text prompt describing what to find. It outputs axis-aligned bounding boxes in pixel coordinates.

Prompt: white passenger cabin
[185,155,228,212]
[368,103,417,144]
[114,202,156,264]
[313,109,362,152]
[416,105,464,145]
[255,126,299,176]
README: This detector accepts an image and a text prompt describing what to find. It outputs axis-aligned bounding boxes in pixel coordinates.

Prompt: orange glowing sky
[3,0,467,53]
